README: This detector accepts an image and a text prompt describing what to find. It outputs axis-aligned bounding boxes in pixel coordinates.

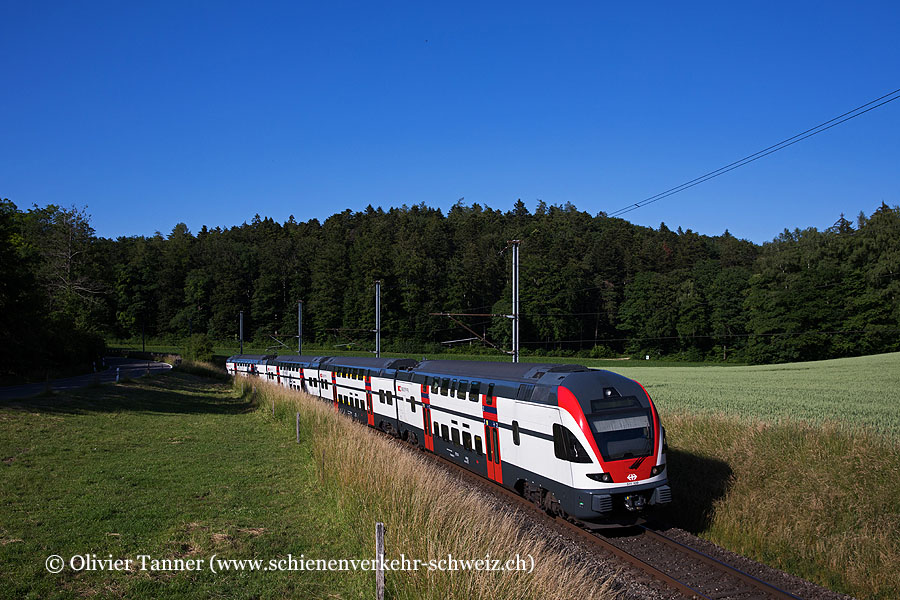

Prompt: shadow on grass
[652,448,733,534]
[0,371,252,416]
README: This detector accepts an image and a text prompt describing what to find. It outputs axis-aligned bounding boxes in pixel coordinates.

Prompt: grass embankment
[0,370,613,599]
[615,353,900,599]
[244,378,613,600]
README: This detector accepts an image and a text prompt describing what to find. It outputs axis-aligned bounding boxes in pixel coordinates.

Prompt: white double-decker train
[227,354,670,521]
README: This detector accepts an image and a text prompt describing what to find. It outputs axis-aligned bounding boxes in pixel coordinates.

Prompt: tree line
[2,197,898,380]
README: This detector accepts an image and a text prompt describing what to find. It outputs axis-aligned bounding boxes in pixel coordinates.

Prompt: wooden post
[375,522,385,600]
[296,412,300,443]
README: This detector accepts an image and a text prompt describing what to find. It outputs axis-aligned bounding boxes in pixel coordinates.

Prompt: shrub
[184,333,214,362]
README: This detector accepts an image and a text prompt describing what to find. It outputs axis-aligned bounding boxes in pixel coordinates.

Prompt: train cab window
[440,378,450,396]
[441,424,449,441]
[458,380,468,399]
[552,424,592,463]
[433,421,439,436]
[409,396,416,413]
[452,428,461,446]
[463,432,472,451]
[475,435,483,455]
[512,420,520,445]
[469,382,480,402]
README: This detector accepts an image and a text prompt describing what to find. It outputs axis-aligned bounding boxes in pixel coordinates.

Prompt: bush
[184,334,214,362]
[588,344,615,358]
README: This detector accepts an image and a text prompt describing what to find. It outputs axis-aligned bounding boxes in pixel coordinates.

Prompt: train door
[421,382,434,451]
[331,371,338,410]
[482,393,503,484]
[365,374,375,427]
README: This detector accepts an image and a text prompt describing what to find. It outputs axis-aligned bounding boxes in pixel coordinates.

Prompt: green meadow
[611,351,900,437]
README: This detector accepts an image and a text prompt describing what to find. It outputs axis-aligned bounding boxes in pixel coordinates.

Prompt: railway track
[413,439,805,599]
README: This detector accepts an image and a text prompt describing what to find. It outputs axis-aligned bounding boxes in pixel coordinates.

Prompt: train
[226,353,671,522]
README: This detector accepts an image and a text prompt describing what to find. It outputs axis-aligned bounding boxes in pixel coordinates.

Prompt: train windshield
[588,406,653,461]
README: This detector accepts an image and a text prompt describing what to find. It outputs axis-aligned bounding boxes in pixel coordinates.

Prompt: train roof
[272,354,331,365]
[413,360,589,383]
[321,356,418,370]
[226,354,273,363]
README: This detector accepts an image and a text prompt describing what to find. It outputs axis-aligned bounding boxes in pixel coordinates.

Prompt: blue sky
[2,1,898,243]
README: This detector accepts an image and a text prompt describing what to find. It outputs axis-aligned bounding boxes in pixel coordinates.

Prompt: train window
[458,380,468,399]
[469,382,480,401]
[441,424,449,441]
[409,396,416,413]
[463,432,472,451]
[485,430,493,461]
[450,379,458,396]
[387,393,393,406]
[492,429,500,463]
[430,377,438,394]
[552,424,592,463]
[378,390,385,404]
[452,428,461,446]
[487,383,495,402]
[512,420,520,445]
[433,421,439,436]
[440,378,450,396]
[475,435,483,455]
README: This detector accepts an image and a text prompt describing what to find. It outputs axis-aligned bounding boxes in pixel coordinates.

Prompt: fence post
[375,522,385,600]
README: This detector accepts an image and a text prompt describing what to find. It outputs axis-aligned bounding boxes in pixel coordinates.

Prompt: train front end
[556,370,671,521]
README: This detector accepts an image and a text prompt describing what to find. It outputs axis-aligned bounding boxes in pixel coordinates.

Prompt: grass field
[107,339,732,369]
[0,370,611,599]
[6,352,898,598]
[612,352,900,599]
[610,352,900,437]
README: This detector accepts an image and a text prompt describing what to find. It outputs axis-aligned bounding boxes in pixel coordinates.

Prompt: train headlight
[587,473,613,483]
[650,463,666,477]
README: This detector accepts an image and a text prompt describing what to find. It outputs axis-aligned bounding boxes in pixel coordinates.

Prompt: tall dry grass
[177,359,229,380]
[237,378,616,600]
[664,412,900,599]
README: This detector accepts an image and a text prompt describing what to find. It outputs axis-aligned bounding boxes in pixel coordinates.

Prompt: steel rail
[637,525,803,600]
[282,385,805,600]
[418,447,705,599]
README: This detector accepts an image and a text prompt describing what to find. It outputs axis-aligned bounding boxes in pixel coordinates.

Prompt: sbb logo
[627,473,638,481]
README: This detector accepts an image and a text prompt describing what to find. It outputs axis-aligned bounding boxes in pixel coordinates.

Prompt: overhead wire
[607,87,900,218]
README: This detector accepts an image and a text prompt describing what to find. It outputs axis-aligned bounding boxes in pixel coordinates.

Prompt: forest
[1,197,898,380]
